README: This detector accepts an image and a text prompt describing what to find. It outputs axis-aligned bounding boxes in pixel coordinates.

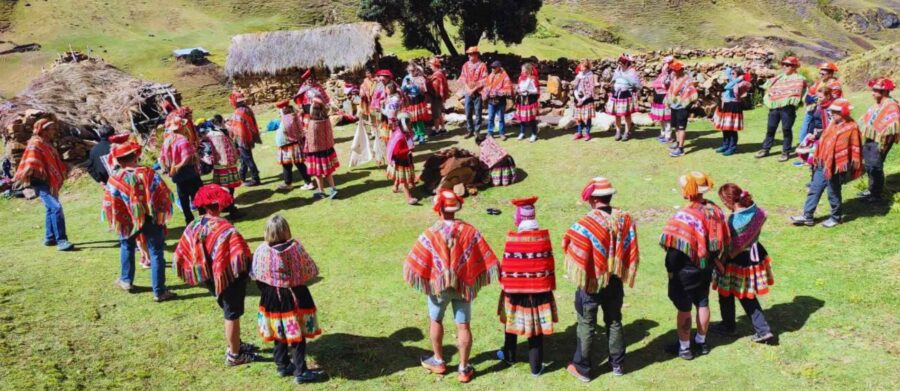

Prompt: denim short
[427,290,471,324]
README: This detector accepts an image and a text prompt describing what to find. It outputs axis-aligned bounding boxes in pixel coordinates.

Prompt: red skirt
[573,103,594,123]
[305,148,340,177]
[713,102,744,131]
[405,101,431,123]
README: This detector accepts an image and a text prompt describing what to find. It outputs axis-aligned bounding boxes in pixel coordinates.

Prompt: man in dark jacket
[87,125,116,184]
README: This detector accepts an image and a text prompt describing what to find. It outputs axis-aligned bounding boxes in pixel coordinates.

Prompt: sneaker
[457,365,475,383]
[820,218,840,228]
[517,133,525,141]
[244,180,261,187]
[611,364,624,376]
[714,145,728,153]
[420,355,447,375]
[668,143,680,151]
[406,198,418,206]
[240,341,259,353]
[495,349,514,366]
[295,369,325,384]
[722,147,736,156]
[751,331,775,344]
[43,239,57,246]
[656,135,666,143]
[140,261,151,270]
[114,279,133,293]
[754,150,769,159]
[857,190,872,198]
[670,148,685,157]
[710,322,738,336]
[328,189,338,199]
[277,364,296,377]
[573,133,583,140]
[529,134,537,143]
[153,290,177,303]
[614,133,622,141]
[622,133,630,141]
[276,183,291,191]
[584,134,591,141]
[777,152,791,162]
[790,215,815,226]
[312,192,326,200]
[566,363,590,383]
[57,240,75,251]
[665,342,693,360]
[694,340,711,356]
[225,350,258,366]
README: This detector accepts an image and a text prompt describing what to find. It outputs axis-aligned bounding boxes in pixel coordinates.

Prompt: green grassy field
[0,89,897,390]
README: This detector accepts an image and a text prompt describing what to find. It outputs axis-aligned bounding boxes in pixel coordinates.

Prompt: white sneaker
[517,133,525,141]
[529,134,537,143]
[300,183,315,190]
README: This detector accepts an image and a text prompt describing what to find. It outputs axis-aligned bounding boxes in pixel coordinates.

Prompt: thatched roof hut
[225,22,382,104]
[0,55,180,164]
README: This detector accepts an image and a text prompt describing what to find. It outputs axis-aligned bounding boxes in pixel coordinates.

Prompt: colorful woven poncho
[814,119,863,181]
[763,72,807,109]
[206,130,237,166]
[14,136,67,196]
[251,240,319,289]
[229,106,261,149]
[659,200,730,269]
[664,74,698,109]
[562,208,640,293]
[173,216,251,296]
[500,229,556,294]
[159,132,195,174]
[728,204,767,258]
[102,167,174,239]
[860,98,899,146]
[404,220,499,301]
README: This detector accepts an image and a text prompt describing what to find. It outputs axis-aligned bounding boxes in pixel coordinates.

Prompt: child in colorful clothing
[799,63,842,147]
[402,62,431,144]
[252,215,325,384]
[572,60,596,142]
[476,134,517,186]
[665,61,698,157]
[495,197,557,377]
[515,63,541,142]
[173,184,258,366]
[606,55,641,141]
[484,61,513,139]
[652,57,674,143]
[204,115,242,216]
[300,76,341,200]
[275,100,314,191]
[711,183,775,343]
[712,67,752,156]
[795,86,835,167]
[386,122,418,205]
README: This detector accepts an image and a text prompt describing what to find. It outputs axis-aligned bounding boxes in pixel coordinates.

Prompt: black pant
[282,163,312,186]
[172,168,203,224]
[718,295,771,335]
[864,140,892,198]
[762,105,797,153]
[238,147,260,182]
[571,277,625,375]
[502,333,543,375]
[273,340,307,375]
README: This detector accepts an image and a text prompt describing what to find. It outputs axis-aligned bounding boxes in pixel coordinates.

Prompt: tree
[358,0,543,56]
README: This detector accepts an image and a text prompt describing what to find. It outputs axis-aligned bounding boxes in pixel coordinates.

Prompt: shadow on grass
[72,239,120,249]
[308,327,431,380]
[842,172,898,223]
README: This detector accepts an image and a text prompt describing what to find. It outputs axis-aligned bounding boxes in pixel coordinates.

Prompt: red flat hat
[275,99,291,109]
[108,133,130,144]
[112,141,141,160]
[193,184,235,209]
[510,196,538,207]
[375,69,394,79]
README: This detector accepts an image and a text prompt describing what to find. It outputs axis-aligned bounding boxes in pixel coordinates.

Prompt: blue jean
[797,110,814,146]
[427,290,472,324]
[33,182,67,242]
[464,94,483,135]
[803,167,842,221]
[238,146,260,182]
[120,221,167,295]
[486,98,506,136]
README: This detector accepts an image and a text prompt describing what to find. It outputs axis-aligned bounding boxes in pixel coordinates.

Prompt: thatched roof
[225,22,382,78]
[0,57,179,138]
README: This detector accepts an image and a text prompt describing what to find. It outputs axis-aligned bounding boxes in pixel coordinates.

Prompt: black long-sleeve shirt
[86,139,112,184]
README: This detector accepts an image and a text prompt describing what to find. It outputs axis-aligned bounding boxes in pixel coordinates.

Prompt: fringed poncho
[14,136,67,196]
[500,229,556,294]
[563,208,640,294]
[763,72,807,109]
[659,200,730,269]
[814,120,863,181]
[251,240,319,288]
[664,74,698,109]
[404,220,499,301]
[102,167,174,239]
[860,98,899,147]
[229,106,261,149]
[173,216,251,296]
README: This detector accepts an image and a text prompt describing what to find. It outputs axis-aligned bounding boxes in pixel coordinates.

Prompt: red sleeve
[394,138,411,157]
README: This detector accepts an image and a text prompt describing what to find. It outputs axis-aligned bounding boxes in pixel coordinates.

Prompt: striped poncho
[763,72,807,109]
[102,167,174,239]
[251,240,319,288]
[860,98,899,146]
[814,119,863,181]
[14,136,67,196]
[664,74,698,109]
[229,106,261,150]
[500,229,556,294]
[404,220,499,301]
[562,208,640,294]
[659,200,730,269]
[173,215,251,296]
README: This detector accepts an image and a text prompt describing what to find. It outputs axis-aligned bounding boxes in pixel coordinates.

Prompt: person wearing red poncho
[659,172,730,360]
[791,98,863,228]
[159,117,202,224]
[494,196,557,377]
[227,91,261,186]
[403,190,499,384]
[562,177,639,382]
[14,119,74,251]
[161,100,199,146]
[172,184,258,366]
[858,77,898,203]
[711,183,775,344]
[102,142,176,302]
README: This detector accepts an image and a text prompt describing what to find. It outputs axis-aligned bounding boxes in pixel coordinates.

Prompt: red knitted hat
[193,184,235,210]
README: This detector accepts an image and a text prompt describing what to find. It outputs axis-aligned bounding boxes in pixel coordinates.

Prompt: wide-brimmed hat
[679,171,714,198]
[828,98,853,118]
[466,46,480,55]
[433,189,464,214]
[818,62,838,72]
[581,177,617,201]
[112,141,141,160]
